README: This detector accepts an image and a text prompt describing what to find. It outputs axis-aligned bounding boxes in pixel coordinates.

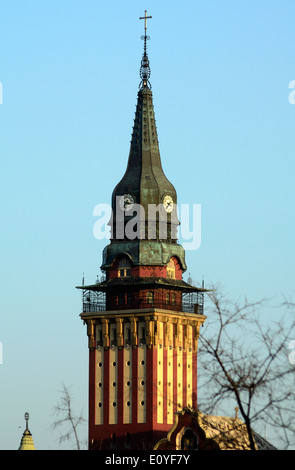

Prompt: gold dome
[18,429,36,450]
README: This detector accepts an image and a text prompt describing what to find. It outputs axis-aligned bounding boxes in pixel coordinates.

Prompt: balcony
[81,289,204,315]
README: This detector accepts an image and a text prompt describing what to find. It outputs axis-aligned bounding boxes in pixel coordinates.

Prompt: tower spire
[102,9,185,270]
[139,10,152,89]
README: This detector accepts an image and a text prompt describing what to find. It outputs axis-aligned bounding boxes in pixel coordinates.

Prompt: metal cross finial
[139,10,152,32]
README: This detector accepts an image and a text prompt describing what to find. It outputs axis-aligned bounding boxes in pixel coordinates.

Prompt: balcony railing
[81,290,204,315]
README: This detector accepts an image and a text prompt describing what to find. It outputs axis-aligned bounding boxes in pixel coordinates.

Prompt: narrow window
[172,293,176,305]
[147,291,154,304]
[118,258,132,277]
[167,258,176,279]
[126,328,131,341]
[139,327,146,344]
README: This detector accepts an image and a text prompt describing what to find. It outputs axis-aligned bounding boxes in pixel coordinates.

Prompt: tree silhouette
[197,286,295,450]
[52,383,86,450]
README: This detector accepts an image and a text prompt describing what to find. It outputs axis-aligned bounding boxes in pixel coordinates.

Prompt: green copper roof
[101,240,186,271]
[102,86,185,270]
[109,87,179,237]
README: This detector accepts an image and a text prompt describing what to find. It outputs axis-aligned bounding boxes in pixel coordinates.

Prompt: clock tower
[78,11,206,450]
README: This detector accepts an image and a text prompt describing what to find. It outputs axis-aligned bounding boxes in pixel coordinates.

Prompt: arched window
[147,291,154,304]
[118,258,131,278]
[181,429,198,450]
[167,259,175,279]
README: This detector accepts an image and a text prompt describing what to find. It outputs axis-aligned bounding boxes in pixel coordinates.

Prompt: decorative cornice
[83,310,205,351]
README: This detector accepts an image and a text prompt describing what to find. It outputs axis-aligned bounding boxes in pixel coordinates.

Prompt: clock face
[163,195,173,213]
[120,194,134,212]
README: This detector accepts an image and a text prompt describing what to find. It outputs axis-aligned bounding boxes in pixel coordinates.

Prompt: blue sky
[0,0,294,449]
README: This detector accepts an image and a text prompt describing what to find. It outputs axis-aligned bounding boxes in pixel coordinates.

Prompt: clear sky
[0,0,294,450]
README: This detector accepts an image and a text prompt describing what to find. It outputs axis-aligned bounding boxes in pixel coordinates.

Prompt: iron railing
[81,290,204,315]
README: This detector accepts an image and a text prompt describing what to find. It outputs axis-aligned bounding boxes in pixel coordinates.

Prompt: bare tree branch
[198,285,295,450]
[51,382,86,450]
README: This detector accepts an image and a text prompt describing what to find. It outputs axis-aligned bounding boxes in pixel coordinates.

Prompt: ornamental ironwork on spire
[139,10,152,89]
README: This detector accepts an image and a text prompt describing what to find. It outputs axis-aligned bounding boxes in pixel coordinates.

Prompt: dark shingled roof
[76,276,209,293]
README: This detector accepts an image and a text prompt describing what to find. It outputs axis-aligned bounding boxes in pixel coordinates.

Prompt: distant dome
[18,429,36,450]
[18,412,36,450]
